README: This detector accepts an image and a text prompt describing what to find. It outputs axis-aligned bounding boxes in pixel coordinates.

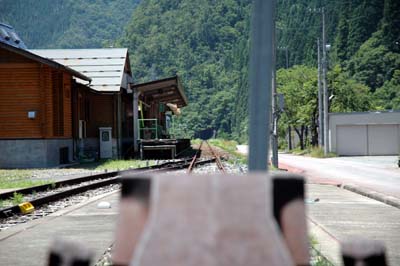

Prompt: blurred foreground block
[47,238,92,266]
[342,238,387,266]
[113,173,311,266]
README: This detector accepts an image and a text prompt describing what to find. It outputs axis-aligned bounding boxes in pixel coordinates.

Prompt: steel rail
[187,141,204,173]
[0,159,192,201]
[204,141,226,173]
[0,158,215,219]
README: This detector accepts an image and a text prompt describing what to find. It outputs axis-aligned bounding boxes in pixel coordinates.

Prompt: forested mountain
[119,0,252,139]
[120,0,399,142]
[1,0,399,143]
[0,0,140,48]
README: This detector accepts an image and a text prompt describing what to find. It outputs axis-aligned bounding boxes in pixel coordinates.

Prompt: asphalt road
[279,154,400,199]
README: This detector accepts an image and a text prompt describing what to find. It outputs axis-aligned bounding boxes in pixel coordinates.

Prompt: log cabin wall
[0,48,75,167]
[86,92,115,138]
[0,49,42,138]
[0,48,73,139]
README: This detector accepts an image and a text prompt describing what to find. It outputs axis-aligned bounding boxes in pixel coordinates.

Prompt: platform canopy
[30,48,132,92]
[132,76,188,108]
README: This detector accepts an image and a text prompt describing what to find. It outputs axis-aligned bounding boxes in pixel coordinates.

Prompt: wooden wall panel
[0,62,42,138]
[43,66,54,138]
[63,73,72,138]
[0,49,74,139]
[86,93,115,138]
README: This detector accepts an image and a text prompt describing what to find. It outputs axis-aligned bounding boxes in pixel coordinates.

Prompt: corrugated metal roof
[0,42,91,81]
[30,48,131,92]
[0,23,27,49]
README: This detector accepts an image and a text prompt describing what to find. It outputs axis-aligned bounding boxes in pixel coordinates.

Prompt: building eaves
[30,48,129,92]
[132,75,189,107]
[0,42,91,82]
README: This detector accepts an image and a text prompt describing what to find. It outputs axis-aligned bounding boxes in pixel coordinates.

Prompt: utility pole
[322,7,329,155]
[248,0,275,171]
[317,38,324,147]
[271,14,279,169]
[284,47,292,151]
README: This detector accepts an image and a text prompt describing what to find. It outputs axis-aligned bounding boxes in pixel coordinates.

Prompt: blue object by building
[0,23,27,49]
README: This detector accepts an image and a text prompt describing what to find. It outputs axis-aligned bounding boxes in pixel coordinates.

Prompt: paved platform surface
[307,184,400,265]
[0,191,119,266]
[280,153,400,199]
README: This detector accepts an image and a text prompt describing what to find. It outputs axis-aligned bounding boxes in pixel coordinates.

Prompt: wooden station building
[0,24,91,168]
[0,24,189,167]
[31,48,135,161]
[31,50,189,161]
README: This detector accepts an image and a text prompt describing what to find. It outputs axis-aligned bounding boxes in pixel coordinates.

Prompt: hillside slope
[0,0,140,48]
[1,0,398,140]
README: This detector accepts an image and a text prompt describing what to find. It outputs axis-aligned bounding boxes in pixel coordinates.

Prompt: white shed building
[329,111,400,156]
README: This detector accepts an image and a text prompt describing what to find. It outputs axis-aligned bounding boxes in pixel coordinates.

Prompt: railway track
[188,140,226,173]
[0,157,215,219]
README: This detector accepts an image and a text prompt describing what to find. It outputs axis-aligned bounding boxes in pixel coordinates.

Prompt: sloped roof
[30,48,131,92]
[0,42,91,82]
[132,76,188,108]
[0,23,27,49]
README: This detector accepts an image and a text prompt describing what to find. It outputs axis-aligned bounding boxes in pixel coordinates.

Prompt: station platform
[139,139,191,159]
[307,184,400,265]
[0,191,119,265]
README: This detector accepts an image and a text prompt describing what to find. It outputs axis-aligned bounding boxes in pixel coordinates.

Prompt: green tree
[328,65,375,112]
[277,66,318,149]
[0,0,140,48]
[381,0,400,52]
[374,70,400,110]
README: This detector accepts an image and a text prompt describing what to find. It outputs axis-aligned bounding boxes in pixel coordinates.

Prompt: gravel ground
[29,168,103,182]
[0,177,118,209]
[0,184,120,232]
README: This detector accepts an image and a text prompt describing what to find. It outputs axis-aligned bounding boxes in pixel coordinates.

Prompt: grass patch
[291,147,310,156]
[289,147,336,158]
[11,192,24,205]
[0,169,50,189]
[310,235,335,266]
[309,147,336,158]
[94,159,156,171]
[193,139,248,164]
[0,193,25,208]
[207,139,238,153]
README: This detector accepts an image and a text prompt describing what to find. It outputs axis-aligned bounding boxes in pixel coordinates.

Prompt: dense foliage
[118,0,252,140]
[0,0,140,48]
[276,0,399,148]
[1,0,399,146]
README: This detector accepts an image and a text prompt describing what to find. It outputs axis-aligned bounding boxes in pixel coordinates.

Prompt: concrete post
[322,8,329,155]
[271,17,279,169]
[317,38,324,147]
[248,0,275,171]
